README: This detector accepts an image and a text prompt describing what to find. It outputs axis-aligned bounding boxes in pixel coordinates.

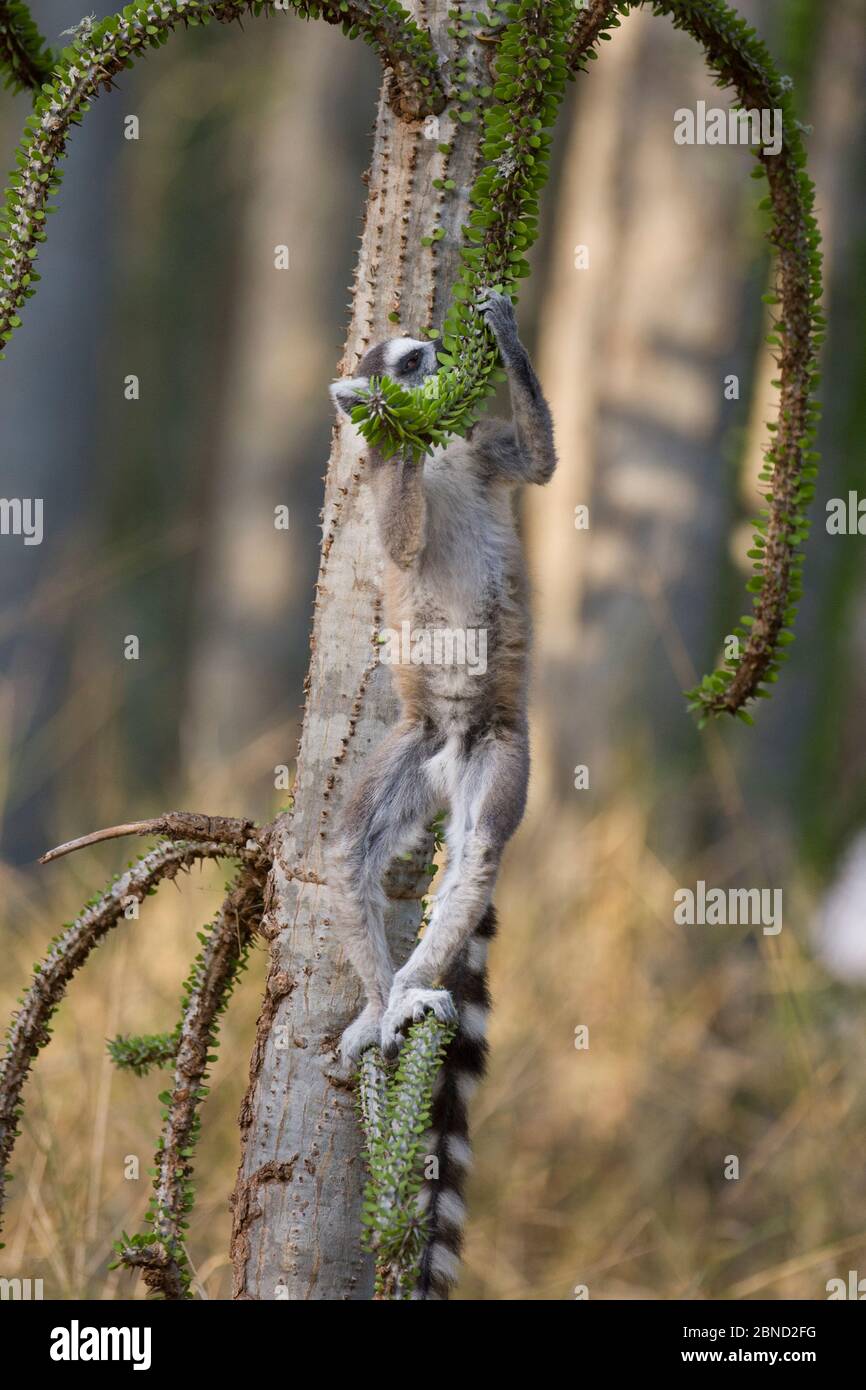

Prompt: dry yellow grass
[459,794,866,1300]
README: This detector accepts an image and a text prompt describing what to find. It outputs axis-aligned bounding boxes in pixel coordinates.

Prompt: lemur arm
[474,292,557,485]
[368,449,427,569]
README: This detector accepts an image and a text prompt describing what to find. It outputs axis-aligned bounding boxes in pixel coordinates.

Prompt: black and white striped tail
[414,904,496,1300]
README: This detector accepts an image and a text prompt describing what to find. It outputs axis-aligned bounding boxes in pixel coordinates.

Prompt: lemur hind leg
[329,721,438,1068]
[380,727,529,1059]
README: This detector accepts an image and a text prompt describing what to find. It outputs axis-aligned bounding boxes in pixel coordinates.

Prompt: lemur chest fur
[377,437,531,732]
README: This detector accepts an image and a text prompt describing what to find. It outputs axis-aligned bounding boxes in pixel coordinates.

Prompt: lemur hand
[380,985,457,1060]
[336,1004,383,1075]
[478,289,521,359]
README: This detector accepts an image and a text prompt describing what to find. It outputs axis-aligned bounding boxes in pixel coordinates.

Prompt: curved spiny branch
[40,810,263,864]
[566,0,621,68]
[0,0,443,359]
[564,0,822,724]
[0,837,256,1235]
[116,867,266,1298]
[297,1,445,119]
[0,0,54,94]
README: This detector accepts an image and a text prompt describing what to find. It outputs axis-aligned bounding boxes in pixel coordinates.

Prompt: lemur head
[329,336,442,416]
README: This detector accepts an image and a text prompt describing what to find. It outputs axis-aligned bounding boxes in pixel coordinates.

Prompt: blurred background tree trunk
[526,3,773,843]
[181,26,378,794]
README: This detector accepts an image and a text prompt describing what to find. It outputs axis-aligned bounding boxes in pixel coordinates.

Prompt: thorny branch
[0,836,268,1235]
[0,0,54,94]
[40,810,263,864]
[565,0,822,722]
[116,867,267,1298]
[565,0,616,68]
[357,1016,454,1299]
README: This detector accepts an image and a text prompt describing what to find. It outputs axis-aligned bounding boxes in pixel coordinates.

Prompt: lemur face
[330,335,442,416]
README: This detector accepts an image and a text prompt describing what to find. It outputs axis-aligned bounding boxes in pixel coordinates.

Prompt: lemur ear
[329,376,367,417]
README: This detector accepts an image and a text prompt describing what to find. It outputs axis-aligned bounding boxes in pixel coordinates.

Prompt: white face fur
[329,336,441,416]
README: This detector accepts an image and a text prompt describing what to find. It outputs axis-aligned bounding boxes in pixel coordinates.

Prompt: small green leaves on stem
[108,1031,179,1076]
[0,1,54,94]
[350,2,574,460]
[114,868,265,1299]
[357,1015,455,1299]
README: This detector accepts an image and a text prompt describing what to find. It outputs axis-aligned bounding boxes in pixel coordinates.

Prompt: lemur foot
[337,1004,383,1075]
[477,289,519,351]
[380,987,457,1060]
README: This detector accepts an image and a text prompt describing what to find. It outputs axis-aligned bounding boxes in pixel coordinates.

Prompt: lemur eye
[403,351,422,373]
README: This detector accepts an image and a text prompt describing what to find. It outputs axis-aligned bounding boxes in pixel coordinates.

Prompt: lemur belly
[383,451,530,734]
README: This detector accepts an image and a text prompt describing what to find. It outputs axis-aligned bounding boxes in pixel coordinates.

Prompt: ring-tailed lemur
[328,291,557,1298]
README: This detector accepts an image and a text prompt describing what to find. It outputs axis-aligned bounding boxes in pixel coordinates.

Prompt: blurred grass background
[2,0,866,1299]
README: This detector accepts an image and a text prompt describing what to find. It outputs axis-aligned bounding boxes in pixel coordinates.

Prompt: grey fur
[328,294,556,1066]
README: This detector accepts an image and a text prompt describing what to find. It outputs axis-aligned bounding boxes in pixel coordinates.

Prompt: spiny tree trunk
[229,0,486,1300]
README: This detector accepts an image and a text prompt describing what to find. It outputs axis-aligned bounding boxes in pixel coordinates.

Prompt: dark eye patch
[401,350,422,373]
[357,343,388,379]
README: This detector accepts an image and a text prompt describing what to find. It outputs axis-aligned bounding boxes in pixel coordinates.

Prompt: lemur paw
[337,1004,383,1075]
[477,289,518,346]
[380,987,457,1060]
